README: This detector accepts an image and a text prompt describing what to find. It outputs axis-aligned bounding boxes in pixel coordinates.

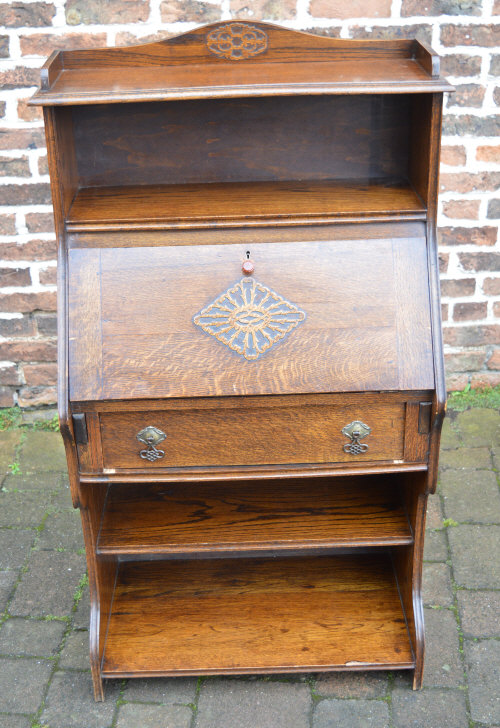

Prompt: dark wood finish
[33,21,448,699]
[101,554,414,676]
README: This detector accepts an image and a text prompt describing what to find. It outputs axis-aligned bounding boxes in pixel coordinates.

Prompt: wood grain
[101,554,414,676]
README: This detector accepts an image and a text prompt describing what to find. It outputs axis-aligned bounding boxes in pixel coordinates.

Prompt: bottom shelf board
[101,553,414,676]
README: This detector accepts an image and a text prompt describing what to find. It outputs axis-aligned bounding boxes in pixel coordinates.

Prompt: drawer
[75,394,431,474]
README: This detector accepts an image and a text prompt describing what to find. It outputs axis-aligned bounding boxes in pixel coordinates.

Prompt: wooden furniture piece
[31,22,451,700]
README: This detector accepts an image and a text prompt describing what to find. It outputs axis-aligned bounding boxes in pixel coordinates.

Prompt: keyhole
[246,250,251,259]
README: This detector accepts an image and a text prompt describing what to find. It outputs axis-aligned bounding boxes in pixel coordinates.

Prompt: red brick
[453,301,487,321]
[442,54,481,77]
[0,267,31,288]
[22,363,57,386]
[446,83,485,108]
[0,128,46,151]
[17,385,56,407]
[0,184,52,206]
[441,24,500,47]
[39,266,56,285]
[439,227,497,246]
[0,156,30,177]
[0,316,35,337]
[442,200,480,220]
[229,0,294,20]
[441,145,466,166]
[446,373,470,391]
[20,31,107,56]
[402,0,481,14]
[440,278,475,297]
[445,350,486,372]
[310,0,391,18]
[477,146,500,163]
[0,67,40,90]
[487,349,500,370]
[459,252,500,272]
[161,0,221,22]
[494,0,500,12]
[350,24,432,42]
[439,253,449,274]
[443,115,499,136]
[25,214,54,234]
[35,313,56,336]
[17,98,43,122]
[0,340,56,362]
[0,364,21,386]
[0,2,56,27]
[0,291,56,313]
[441,303,448,321]
[440,173,500,194]
[483,277,500,295]
[0,386,14,407]
[0,34,8,57]
[471,372,500,389]
[443,325,500,346]
[0,239,56,262]
[65,0,149,25]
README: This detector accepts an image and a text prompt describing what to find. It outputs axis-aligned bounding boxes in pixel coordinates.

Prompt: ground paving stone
[123,676,198,704]
[457,590,500,637]
[440,469,500,523]
[19,431,67,472]
[37,509,84,552]
[392,687,468,728]
[0,430,22,475]
[2,472,64,492]
[426,495,443,529]
[0,529,34,570]
[423,529,448,561]
[456,407,500,447]
[0,657,52,713]
[314,670,388,698]
[313,698,389,727]
[0,571,17,611]
[116,702,192,727]
[9,551,86,617]
[0,490,50,528]
[0,715,32,728]
[195,679,311,728]
[439,418,461,449]
[465,639,500,724]
[40,671,120,728]
[439,446,491,469]
[423,562,453,607]
[422,607,464,688]
[72,584,90,629]
[0,617,65,657]
[448,525,500,588]
[58,630,89,670]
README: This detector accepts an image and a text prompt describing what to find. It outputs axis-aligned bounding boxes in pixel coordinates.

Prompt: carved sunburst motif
[193,278,306,360]
[206,23,268,61]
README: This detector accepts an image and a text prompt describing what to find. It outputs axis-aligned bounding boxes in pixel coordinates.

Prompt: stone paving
[0,411,499,728]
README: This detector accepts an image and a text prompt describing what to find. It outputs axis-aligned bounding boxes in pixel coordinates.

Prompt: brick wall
[0,0,499,407]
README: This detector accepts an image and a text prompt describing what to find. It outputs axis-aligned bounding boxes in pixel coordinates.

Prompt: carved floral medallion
[206,23,268,61]
[193,277,306,360]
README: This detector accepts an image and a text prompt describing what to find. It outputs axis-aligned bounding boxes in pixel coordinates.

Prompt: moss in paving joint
[110,679,130,728]
[73,572,89,605]
[442,518,459,528]
[0,407,59,432]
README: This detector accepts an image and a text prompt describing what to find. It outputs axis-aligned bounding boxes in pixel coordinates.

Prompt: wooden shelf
[97,478,413,556]
[101,553,414,677]
[66,179,426,231]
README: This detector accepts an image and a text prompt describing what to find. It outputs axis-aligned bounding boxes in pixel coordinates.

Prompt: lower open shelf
[101,552,414,677]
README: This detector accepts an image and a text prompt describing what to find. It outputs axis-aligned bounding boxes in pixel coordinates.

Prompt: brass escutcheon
[341,421,371,455]
[136,426,166,462]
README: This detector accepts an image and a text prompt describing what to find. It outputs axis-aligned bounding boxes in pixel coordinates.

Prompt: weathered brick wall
[0,0,499,407]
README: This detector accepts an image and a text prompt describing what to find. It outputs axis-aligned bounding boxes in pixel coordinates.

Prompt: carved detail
[193,277,306,360]
[206,23,268,61]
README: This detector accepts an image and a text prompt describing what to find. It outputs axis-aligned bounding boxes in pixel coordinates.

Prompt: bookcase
[31,21,451,700]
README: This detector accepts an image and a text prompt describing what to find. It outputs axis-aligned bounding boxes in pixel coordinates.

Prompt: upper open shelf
[31,22,451,107]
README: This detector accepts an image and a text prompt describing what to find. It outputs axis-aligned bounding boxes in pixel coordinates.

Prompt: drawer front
[89,396,427,473]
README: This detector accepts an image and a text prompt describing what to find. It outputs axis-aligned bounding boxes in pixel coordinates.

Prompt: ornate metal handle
[136,426,166,462]
[342,421,371,455]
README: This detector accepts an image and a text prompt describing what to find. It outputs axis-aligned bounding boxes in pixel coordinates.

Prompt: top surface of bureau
[68,223,434,403]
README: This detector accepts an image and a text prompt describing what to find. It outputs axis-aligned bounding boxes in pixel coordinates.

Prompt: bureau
[31,22,451,700]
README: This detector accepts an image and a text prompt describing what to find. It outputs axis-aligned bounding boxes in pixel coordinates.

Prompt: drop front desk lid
[68,225,434,403]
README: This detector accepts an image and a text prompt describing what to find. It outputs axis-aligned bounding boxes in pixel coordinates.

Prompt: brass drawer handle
[342,421,371,455]
[137,426,166,462]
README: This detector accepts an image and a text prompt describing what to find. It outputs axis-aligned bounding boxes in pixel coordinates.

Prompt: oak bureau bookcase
[31,22,452,700]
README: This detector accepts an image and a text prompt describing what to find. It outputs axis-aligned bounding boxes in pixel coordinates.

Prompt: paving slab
[439,447,491,469]
[9,551,86,617]
[0,657,52,714]
[392,687,468,728]
[58,630,89,670]
[457,590,500,637]
[195,679,311,728]
[72,584,90,629]
[423,529,448,561]
[314,670,388,698]
[439,418,461,449]
[40,671,120,728]
[37,510,84,552]
[0,430,22,475]
[123,676,198,705]
[2,472,65,492]
[426,495,443,529]
[465,639,500,725]
[0,570,17,612]
[19,431,67,473]
[440,469,500,523]
[455,407,500,447]
[423,562,453,607]
[0,529,35,570]
[0,491,50,528]
[0,617,66,657]
[448,525,500,588]
[116,702,192,728]
[422,607,464,688]
[313,698,389,728]
[0,715,32,728]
